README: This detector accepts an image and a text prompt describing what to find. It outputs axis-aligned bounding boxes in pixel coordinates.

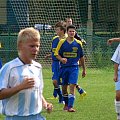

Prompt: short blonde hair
[17,27,40,48]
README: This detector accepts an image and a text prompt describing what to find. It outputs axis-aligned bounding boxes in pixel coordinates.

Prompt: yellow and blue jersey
[54,38,83,67]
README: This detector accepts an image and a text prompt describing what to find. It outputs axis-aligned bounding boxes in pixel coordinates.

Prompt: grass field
[0,68,116,120]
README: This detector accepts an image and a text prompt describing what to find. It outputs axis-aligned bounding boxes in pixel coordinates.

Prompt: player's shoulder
[75,38,83,47]
[32,60,42,68]
[0,58,23,72]
[52,36,59,41]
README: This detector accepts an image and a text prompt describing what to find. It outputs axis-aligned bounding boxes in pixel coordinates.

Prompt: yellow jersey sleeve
[75,39,83,48]
[54,39,66,56]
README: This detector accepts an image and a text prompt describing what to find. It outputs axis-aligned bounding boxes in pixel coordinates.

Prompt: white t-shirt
[0,58,44,116]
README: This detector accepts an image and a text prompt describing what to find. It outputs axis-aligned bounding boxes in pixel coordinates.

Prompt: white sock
[115,100,120,119]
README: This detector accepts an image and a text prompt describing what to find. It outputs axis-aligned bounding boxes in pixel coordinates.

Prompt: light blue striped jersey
[0,57,44,116]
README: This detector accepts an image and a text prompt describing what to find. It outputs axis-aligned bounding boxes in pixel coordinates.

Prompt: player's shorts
[59,65,79,85]
[5,113,46,120]
[115,71,120,91]
[52,60,60,81]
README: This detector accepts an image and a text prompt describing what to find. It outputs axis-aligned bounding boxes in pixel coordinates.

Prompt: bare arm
[113,63,119,82]
[0,77,35,100]
[107,38,120,45]
[45,53,52,60]
[79,56,86,78]
[56,55,67,64]
[42,95,53,113]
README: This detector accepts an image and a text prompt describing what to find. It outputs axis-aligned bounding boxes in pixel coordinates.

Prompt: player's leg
[115,90,120,120]
[62,84,69,111]
[67,66,79,112]
[68,84,76,112]
[53,80,63,103]
[52,61,63,103]
[76,84,87,97]
[115,77,120,120]
[51,61,62,99]
[52,80,59,98]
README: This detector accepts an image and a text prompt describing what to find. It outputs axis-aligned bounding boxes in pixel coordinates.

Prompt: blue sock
[56,87,62,96]
[56,88,63,102]
[63,94,68,105]
[78,88,84,94]
[53,88,58,97]
[68,94,75,109]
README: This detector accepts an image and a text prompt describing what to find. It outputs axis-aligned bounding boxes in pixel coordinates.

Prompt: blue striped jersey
[0,58,43,116]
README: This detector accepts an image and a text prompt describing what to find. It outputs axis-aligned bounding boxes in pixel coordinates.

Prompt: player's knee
[53,80,58,87]
[116,95,120,101]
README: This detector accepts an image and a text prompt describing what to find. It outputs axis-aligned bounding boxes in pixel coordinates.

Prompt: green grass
[0,68,116,120]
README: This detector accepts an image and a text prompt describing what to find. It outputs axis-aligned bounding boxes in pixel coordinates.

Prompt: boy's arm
[55,55,67,64]
[107,38,120,45]
[42,95,53,113]
[79,56,86,78]
[114,63,119,82]
[54,39,67,64]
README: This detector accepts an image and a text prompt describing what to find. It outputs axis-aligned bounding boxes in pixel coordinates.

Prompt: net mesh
[0,0,120,71]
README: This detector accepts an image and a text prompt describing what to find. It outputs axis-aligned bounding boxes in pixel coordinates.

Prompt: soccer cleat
[68,107,76,112]
[80,90,87,97]
[78,88,87,97]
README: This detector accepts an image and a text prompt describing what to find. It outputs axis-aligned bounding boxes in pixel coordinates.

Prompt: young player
[54,25,86,112]
[46,21,66,103]
[65,17,87,97]
[0,27,53,120]
[111,43,120,120]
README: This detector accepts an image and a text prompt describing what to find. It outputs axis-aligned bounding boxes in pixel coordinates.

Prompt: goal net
[0,0,120,71]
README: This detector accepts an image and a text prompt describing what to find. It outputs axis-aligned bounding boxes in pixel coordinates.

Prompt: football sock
[53,88,58,98]
[115,100,120,119]
[68,94,75,109]
[78,88,84,94]
[56,87,62,96]
[56,87,63,102]
[63,94,68,105]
